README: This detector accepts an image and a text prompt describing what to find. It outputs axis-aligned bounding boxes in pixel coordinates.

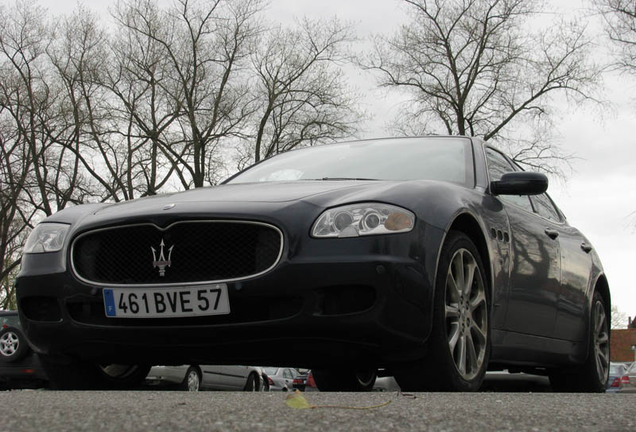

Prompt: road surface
[2,390,634,432]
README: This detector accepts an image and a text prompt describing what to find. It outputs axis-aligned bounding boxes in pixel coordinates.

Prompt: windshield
[227,137,474,186]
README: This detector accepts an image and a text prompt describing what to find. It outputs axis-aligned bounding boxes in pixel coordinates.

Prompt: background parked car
[623,362,636,392]
[607,363,630,393]
[292,370,318,392]
[145,365,265,391]
[0,310,47,389]
[262,367,299,391]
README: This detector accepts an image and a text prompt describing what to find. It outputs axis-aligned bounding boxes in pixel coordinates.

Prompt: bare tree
[611,305,629,329]
[595,0,636,73]
[108,0,186,197]
[47,7,124,202]
[115,0,263,188]
[1,1,56,216]
[248,18,361,165]
[363,0,601,173]
[0,118,35,310]
[0,1,79,306]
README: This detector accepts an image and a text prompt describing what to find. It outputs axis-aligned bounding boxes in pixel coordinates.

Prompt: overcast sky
[46,0,636,322]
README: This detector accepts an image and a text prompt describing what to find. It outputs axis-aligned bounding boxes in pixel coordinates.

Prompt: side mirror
[490,172,548,196]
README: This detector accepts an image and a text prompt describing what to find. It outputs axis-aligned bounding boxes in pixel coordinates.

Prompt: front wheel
[312,368,377,391]
[244,372,260,391]
[41,357,150,390]
[181,367,201,391]
[395,231,490,392]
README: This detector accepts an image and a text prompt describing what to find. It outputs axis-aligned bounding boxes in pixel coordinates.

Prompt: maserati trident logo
[151,239,174,277]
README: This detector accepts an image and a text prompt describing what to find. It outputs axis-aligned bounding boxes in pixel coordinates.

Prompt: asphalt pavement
[2,390,635,432]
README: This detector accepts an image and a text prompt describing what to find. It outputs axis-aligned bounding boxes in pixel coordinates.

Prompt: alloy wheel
[0,331,19,356]
[186,370,201,391]
[592,300,610,383]
[444,248,488,381]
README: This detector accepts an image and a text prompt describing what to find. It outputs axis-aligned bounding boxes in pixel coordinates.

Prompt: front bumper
[16,227,444,369]
[0,353,48,384]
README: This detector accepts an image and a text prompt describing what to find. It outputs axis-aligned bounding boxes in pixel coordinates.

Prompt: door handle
[544,228,559,240]
[581,242,593,253]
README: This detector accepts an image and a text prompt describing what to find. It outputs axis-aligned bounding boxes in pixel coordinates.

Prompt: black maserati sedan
[15,136,610,391]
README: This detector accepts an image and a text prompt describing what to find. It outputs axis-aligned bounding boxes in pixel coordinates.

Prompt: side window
[0,315,19,327]
[485,148,534,213]
[485,148,513,182]
[531,194,562,222]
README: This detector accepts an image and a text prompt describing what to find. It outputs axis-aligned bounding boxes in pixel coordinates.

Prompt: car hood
[170,181,379,203]
[91,181,400,216]
[47,179,464,232]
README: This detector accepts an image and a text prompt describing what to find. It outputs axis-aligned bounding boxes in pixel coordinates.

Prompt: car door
[219,365,249,390]
[486,148,561,337]
[531,193,593,342]
[200,365,247,390]
[200,365,225,389]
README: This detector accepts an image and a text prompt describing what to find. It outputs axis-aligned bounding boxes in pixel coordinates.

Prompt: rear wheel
[312,368,377,391]
[41,357,150,390]
[394,231,490,391]
[549,291,609,392]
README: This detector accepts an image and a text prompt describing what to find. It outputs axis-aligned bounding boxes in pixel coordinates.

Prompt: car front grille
[71,221,283,286]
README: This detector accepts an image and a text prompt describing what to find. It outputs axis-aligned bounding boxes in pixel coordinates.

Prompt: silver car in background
[262,367,299,391]
[606,363,630,393]
[619,362,636,392]
[146,365,265,391]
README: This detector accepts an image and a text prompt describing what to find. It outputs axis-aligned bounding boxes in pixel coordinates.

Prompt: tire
[394,231,490,392]
[261,373,270,391]
[312,368,377,392]
[181,367,201,392]
[41,357,151,390]
[549,291,609,393]
[244,372,259,391]
[0,326,29,363]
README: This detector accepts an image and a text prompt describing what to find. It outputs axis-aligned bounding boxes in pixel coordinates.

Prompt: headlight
[23,223,70,253]
[311,203,415,238]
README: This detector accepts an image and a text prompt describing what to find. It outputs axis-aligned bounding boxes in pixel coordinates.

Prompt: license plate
[103,284,230,318]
